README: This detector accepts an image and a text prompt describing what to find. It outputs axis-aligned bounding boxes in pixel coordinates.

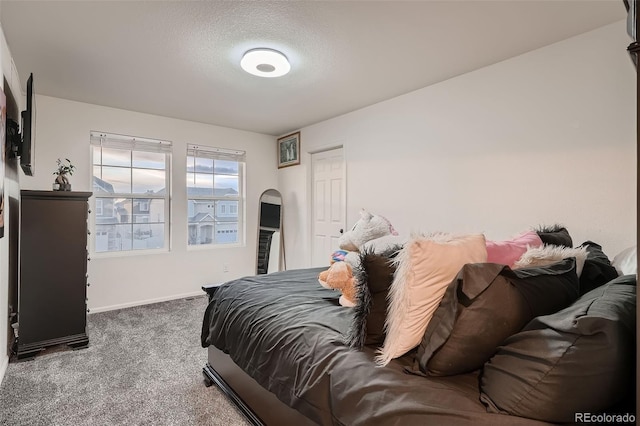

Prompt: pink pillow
[486,231,543,268]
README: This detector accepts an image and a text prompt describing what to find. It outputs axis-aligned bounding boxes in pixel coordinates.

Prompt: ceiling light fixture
[240,48,291,78]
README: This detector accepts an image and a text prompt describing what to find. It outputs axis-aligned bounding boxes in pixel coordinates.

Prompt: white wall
[21,96,277,311]
[281,20,636,268]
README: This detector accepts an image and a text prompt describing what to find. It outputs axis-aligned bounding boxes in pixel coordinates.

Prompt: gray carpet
[0,295,250,426]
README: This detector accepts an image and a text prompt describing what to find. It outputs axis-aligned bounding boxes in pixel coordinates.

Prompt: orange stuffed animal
[318,261,356,307]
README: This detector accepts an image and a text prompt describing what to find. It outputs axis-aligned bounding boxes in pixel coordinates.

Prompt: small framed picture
[277,132,300,168]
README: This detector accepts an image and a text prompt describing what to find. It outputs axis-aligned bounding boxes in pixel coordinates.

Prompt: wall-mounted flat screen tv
[20,73,34,176]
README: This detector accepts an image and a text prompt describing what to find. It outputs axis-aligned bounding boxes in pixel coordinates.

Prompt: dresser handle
[87,230,91,235]
[87,309,90,313]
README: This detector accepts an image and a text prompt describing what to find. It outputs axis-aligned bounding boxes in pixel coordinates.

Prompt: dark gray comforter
[201,268,551,426]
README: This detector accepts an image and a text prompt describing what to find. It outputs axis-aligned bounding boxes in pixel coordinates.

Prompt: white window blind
[91,131,172,254]
[186,144,245,162]
[186,144,245,246]
[90,131,172,153]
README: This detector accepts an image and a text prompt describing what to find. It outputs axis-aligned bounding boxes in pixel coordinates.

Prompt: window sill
[90,248,170,259]
[187,242,245,251]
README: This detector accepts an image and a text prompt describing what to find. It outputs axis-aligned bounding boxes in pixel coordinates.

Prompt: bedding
[481,274,636,422]
[413,258,581,377]
[202,268,552,426]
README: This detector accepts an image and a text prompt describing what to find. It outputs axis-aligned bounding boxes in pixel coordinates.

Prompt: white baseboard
[0,354,8,387]
[89,290,206,314]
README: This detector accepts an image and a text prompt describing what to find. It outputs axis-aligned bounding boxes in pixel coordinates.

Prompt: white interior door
[311,148,346,267]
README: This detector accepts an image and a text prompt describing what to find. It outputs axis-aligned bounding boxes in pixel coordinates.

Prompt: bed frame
[201,285,316,426]
[202,347,315,426]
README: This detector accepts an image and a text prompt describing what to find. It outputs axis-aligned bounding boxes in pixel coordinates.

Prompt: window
[91,132,172,254]
[187,144,245,246]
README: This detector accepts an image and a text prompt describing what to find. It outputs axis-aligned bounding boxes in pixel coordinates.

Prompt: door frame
[308,145,347,267]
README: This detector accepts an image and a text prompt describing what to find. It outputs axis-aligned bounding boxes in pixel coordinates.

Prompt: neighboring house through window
[95,199,103,216]
[187,144,245,246]
[91,131,172,253]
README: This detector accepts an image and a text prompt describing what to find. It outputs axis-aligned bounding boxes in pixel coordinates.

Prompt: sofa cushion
[375,233,487,366]
[480,275,636,423]
[346,247,400,348]
[413,258,581,376]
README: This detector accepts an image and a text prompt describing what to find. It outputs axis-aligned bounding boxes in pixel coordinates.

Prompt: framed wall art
[277,131,300,168]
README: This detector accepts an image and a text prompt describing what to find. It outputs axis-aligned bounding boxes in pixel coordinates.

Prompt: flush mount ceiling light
[240,48,291,78]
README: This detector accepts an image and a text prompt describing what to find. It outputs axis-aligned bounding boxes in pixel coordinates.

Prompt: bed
[201,3,638,421]
[201,238,637,426]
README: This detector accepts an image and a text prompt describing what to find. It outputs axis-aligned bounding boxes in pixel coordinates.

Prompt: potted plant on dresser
[53,158,75,191]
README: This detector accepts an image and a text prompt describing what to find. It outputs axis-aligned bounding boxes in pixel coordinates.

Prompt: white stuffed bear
[338,209,398,253]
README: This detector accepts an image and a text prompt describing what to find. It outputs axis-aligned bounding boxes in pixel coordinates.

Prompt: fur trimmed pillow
[346,246,401,348]
[534,224,572,247]
[375,233,487,366]
[485,231,543,268]
[513,244,587,277]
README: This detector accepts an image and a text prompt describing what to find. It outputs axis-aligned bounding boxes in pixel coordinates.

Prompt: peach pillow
[376,233,487,366]
[486,231,543,268]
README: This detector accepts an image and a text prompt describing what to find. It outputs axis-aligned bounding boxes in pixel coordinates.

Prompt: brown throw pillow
[480,275,636,423]
[412,258,581,376]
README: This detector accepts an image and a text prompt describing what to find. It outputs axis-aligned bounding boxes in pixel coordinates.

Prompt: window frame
[186,144,246,249]
[90,131,172,257]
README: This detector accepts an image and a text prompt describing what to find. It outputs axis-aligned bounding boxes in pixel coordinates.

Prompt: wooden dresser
[16,190,92,359]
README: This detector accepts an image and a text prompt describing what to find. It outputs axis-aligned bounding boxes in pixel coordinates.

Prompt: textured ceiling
[0,1,627,136]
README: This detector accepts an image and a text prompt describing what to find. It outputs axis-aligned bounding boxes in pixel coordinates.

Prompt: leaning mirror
[256,189,285,274]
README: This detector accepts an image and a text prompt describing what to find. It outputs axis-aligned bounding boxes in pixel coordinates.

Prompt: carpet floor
[0,295,250,426]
